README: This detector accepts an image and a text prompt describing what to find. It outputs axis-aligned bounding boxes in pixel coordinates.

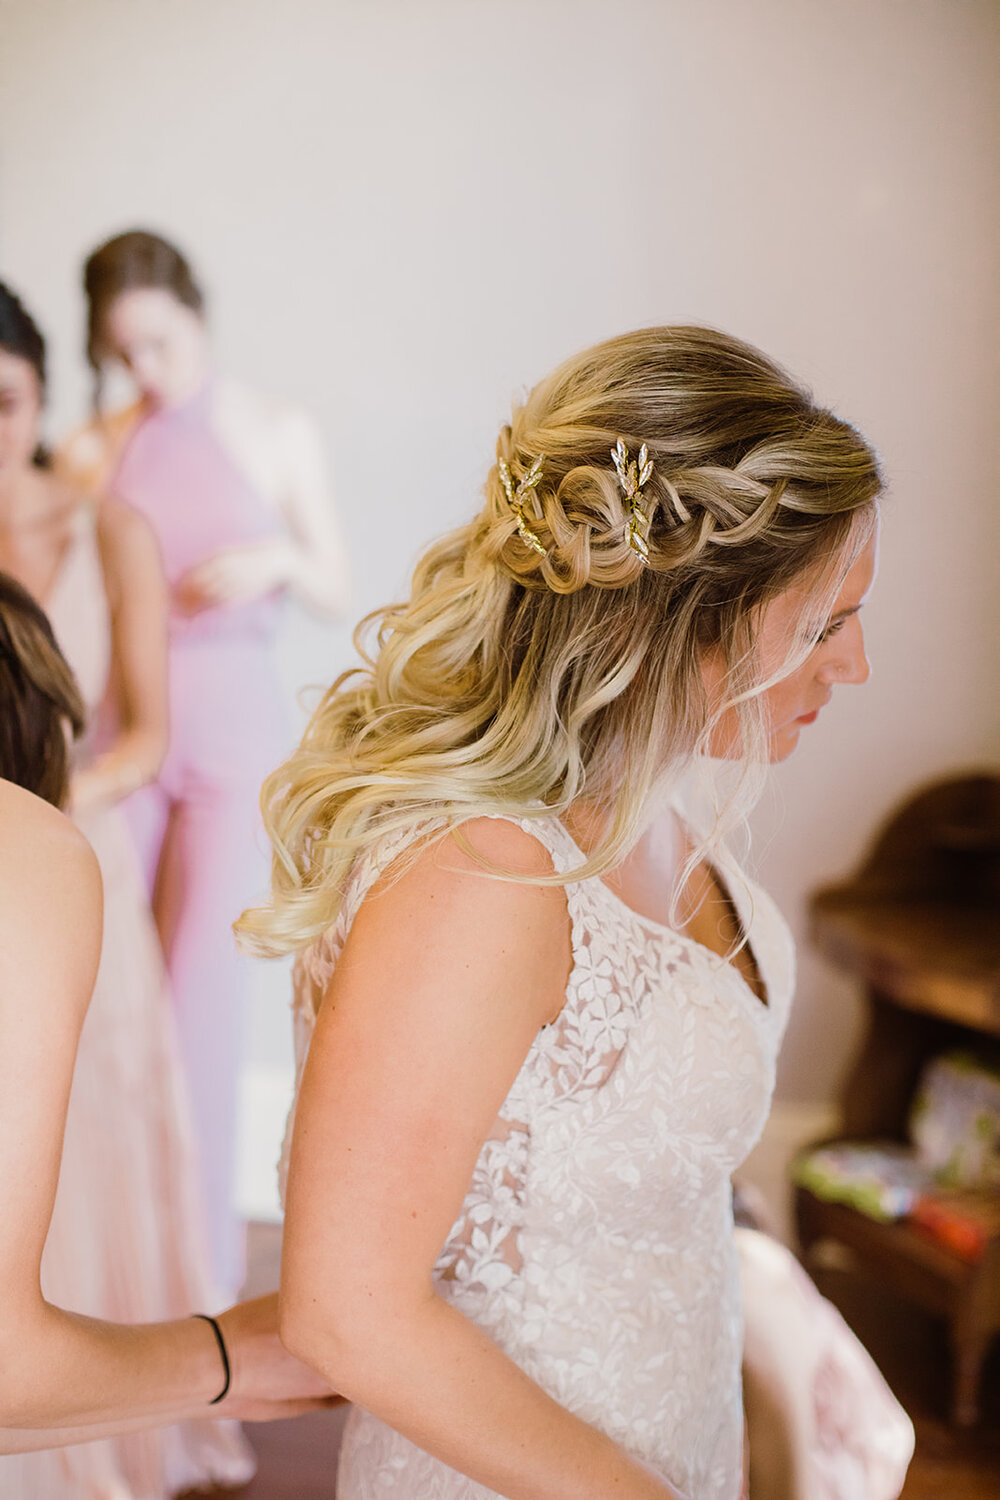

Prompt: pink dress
[110,383,289,1303]
[0,506,255,1499]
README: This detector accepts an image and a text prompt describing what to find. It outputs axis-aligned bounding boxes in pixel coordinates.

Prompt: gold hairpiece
[498,454,547,557]
[611,439,654,563]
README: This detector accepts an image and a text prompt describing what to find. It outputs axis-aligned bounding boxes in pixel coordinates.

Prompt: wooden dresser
[795,771,1000,1426]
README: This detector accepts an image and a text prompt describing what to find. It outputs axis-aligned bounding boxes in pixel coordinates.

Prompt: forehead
[836,528,879,604]
[103,286,185,340]
[763,526,880,634]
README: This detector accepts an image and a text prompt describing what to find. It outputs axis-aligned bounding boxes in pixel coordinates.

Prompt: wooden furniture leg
[951,1325,989,1428]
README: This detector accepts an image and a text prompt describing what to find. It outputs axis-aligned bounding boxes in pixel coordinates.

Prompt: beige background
[1,2,997,1181]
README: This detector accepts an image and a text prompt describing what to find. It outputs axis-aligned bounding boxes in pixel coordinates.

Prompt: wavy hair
[239,326,881,957]
[0,572,85,808]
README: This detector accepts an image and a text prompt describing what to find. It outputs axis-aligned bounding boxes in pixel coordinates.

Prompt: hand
[173,540,294,613]
[68,769,105,820]
[215,1294,344,1422]
[69,758,146,819]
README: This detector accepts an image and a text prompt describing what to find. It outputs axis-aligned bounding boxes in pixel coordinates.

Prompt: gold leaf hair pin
[612,438,654,563]
[498,454,547,557]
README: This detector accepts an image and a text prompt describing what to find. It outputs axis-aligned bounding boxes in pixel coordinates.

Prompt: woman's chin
[769,725,802,763]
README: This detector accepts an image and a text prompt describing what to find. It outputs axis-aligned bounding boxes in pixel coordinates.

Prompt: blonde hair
[240,326,881,957]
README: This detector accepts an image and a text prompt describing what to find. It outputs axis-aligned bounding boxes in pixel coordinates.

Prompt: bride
[241,325,881,1500]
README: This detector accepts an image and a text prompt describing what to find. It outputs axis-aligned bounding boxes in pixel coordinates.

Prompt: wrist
[191,1314,231,1404]
[106,757,147,801]
[214,1301,255,1404]
[73,756,146,812]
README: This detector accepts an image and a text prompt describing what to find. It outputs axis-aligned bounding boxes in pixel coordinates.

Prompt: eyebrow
[830,603,863,623]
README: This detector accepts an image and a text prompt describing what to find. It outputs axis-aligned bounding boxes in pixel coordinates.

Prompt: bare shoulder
[214,375,276,425]
[372,815,564,906]
[0,777,87,849]
[345,816,571,1027]
[0,781,101,944]
[218,377,319,449]
[93,497,164,615]
[444,815,564,880]
[94,498,163,591]
[0,782,102,1026]
[95,495,158,554]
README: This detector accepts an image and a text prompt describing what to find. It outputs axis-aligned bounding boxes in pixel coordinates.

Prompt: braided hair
[240,325,881,958]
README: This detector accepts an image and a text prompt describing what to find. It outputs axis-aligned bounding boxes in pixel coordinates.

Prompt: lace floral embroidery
[283,812,796,1500]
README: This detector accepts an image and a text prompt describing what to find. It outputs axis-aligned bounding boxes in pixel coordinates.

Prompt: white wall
[2,0,998,1126]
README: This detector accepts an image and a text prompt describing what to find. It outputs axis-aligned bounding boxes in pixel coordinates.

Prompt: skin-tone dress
[107,382,290,1304]
[0,506,255,1498]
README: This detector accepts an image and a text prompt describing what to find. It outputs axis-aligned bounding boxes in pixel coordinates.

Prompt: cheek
[761,670,809,731]
[706,705,741,759]
[134,337,192,395]
[134,352,165,383]
[0,405,41,457]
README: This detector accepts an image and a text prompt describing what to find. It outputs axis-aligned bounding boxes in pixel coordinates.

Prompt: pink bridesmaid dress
[109,383,289,1304]
[0,505,255,1499]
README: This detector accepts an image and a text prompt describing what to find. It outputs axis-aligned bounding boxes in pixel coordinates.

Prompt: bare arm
[71,501,169,814]
[279,818,687,1500]
[2,1294,339,1452]
[0,782,333,1449]
[271,407,351,616]
[176,406,351,618]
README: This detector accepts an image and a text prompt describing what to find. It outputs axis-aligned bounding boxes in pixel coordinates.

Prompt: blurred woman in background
[0,569,334,1479]
[58,228,350,1302]
[0,281,258,1496]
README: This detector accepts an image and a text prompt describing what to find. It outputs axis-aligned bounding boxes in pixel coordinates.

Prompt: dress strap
[475,811,587,878]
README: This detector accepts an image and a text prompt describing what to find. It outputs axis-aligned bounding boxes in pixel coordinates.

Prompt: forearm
[71,729,163,812]
[285,1291,683,1500]
[2,1405,212,1454]
[0,1302,225,1440]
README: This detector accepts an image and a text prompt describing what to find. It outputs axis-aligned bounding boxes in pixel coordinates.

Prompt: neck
[564,794,682,857]
[155,351,213,412]
[561,797,611,859]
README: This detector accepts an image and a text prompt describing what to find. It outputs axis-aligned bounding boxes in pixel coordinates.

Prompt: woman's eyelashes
[808,616,847,648]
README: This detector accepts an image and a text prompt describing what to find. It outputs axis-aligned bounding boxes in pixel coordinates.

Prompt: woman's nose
[820,619,870,686]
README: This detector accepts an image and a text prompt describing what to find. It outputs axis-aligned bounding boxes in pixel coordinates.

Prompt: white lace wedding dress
[281,812,795,1500]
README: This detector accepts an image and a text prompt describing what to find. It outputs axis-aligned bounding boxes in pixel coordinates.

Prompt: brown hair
[0,573,86,808]
[0,280,46,393]
[0,280,51,467]
[83,229,204,404]
[240,325,882,958]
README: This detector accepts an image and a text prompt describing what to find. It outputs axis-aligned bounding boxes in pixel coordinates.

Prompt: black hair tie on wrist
[193,1313,231,1404]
